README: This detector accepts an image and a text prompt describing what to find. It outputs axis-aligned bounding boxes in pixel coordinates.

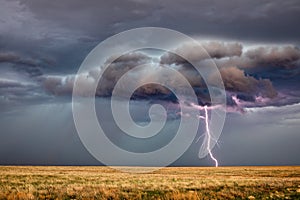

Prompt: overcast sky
[0,0,300,166]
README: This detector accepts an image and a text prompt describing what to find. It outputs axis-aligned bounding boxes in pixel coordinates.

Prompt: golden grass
[0,166,299,199]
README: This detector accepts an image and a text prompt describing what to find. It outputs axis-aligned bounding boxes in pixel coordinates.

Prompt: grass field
[0,166,300,199]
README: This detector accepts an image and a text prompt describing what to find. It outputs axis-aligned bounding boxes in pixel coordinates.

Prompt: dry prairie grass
[0,166,299,199]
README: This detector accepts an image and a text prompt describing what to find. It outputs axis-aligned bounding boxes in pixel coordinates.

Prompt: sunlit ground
[0,166,300,199]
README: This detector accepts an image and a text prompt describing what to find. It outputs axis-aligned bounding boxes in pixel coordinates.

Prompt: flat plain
[0,166,300,199]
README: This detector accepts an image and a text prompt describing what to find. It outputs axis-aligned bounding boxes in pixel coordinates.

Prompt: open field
[0,166,300,199]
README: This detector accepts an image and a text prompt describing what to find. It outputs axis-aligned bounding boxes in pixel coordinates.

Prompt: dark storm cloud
[1,0,300,74]
[211,45,300,88]
[3,0,300,52]
[0,0,99,75]
[42,75,74,96]
[160,42,243,65]
[161,43,300,69]
[0,64,46,107]
[214,45,300,70]
[209,66,277,98]
[245,46,300,68]
[40,42,300,109]
[158,43,300,107]
[0,75,45,104]
[0,78,27,88]
[0,51,44,77]
[20,0,160,35]
[0,52,37,67]
[161,0,300,43]
[42,52,150,96]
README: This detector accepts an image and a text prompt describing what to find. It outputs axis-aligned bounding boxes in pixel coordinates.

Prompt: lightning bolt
[204,105,218,167]
[178,102,219,167]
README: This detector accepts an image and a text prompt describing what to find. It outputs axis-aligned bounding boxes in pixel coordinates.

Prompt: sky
[0,0,300,166]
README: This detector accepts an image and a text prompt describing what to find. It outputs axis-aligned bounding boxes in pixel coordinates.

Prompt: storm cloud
[210,66,277,98]
[160,42,243,65]
[39,41,300,110]
[245,46,300,67]
[37,40,300,111]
